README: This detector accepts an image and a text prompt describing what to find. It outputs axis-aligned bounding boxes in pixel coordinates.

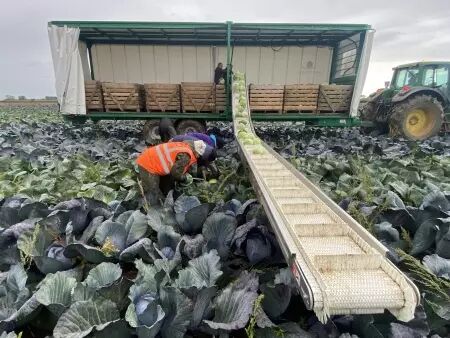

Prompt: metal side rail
[231,77,420,323]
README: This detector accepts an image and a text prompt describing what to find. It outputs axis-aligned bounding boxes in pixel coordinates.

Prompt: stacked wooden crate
[215,85,226,112]
[249,85,284,113]
[144,84,180,112]
[181,82,216,113]
[317,85,353,112]
[84,81,104,111]
[283,84,319,112]
[102,82,145,112]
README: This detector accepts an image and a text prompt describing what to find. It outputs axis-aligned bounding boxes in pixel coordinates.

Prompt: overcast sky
[1,0,450,98]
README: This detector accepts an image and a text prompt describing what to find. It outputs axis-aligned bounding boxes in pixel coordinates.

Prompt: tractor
[362,61,450,140]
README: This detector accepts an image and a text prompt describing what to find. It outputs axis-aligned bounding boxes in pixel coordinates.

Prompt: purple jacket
[171,133,215,148]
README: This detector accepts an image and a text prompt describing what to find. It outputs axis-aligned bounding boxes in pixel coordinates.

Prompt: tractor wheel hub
[406,109,432,137]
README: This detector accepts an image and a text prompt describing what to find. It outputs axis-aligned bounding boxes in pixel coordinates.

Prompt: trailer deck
[232,75,420,322]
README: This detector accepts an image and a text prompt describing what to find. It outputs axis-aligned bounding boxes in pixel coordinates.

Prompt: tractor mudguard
[391,87,448,105]
[366,89,387,103]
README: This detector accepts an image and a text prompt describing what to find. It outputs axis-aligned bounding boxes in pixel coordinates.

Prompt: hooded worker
[171,132,217,148]
[170,133,220,179]
[136,140,207,205]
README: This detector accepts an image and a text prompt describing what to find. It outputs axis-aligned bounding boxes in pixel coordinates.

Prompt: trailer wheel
[175,119,206,135]
[389,95,443,140]
[142,120,161,144]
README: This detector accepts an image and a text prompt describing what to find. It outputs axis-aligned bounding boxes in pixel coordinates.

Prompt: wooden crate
[85,81,104,111]
[102,82,145,112]
[249,85,284,113]
[215,85,226,112]
[283,84,319,112]
[318,85,353,112]
[181,82,216,112]
[144,84,180,112]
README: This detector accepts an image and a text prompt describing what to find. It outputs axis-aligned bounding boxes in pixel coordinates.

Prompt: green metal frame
[50,20,371,125]
[329,31,366,85]
[67,111,360,127]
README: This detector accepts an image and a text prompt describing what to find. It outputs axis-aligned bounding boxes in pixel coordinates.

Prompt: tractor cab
[363,61,450,140]
[390,62,450,98]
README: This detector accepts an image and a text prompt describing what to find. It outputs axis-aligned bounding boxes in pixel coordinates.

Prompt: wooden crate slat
[102,82,144,112]
[317,84,353,112]
[284,105,317,110]
[216,83,226,111]
[250,85,285,90]
[249,84,284,113]
[144,83,180,112]
[181,82,216,113]
[282,84,319,112]
[85,81,104,112]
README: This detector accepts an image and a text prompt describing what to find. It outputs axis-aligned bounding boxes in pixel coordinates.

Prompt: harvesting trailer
[48,20,374,140]
[48,21,420,321]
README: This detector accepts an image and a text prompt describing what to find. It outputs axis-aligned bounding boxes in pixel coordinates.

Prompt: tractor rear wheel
[175,119,206,135]
[142,120,161,144]
[360,101,389,135]
[389,95,443,140]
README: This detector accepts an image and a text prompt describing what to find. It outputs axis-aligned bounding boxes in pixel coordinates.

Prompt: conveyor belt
[231,74,420,323]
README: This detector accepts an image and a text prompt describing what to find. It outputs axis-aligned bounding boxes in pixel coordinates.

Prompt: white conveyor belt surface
[231,74,420,323]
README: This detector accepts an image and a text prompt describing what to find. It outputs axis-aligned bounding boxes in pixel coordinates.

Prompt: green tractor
[362,61,450,140]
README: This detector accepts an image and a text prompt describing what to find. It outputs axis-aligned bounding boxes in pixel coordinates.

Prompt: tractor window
[423,68,435,86]
[394,68,419,88]
[422,66,448,87]
[435,67,448,87]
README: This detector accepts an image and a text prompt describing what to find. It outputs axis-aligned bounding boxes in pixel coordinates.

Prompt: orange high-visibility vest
[136,142,197,175]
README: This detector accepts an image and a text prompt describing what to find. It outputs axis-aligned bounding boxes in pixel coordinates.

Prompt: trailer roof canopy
[49,21,371,46]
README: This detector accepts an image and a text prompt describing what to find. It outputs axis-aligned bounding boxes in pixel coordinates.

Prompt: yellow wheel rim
[405,109,434,138]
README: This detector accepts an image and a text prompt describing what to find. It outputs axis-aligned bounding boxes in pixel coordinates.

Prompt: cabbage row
[0,106,449,337]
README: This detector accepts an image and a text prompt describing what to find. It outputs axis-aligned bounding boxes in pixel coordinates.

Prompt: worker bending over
[171,132,217,148]
[171,132,219,179]
[136,140,207,205]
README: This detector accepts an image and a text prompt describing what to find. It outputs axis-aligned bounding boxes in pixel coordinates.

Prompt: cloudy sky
[1,0,450,98]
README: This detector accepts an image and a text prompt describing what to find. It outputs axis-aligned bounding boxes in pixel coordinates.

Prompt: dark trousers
[138,166,175,205]
[159,118,177,142]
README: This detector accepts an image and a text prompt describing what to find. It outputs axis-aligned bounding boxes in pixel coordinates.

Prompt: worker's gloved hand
[208,163,220,179]
[198,166,208,180]
[181,173,193,185]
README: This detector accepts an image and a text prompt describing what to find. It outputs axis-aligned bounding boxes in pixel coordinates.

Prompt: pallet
[318,85,353,112]
[144,84,181,112]
[283,84,319,112]
[215,85,226,112]
[85,81,104,111]
[249,84,284,113]
[102,82,145,112]
[181,82,216,113]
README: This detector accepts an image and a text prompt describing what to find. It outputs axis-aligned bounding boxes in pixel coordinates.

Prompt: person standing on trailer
[214,62,226,84]
[136,140,208,205]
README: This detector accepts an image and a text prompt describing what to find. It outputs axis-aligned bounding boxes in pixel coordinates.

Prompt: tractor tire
[175,119,206,135]
[389,95,443,140]
[360,101,378,121]
[360,101,389,135]
[142,120,161,144]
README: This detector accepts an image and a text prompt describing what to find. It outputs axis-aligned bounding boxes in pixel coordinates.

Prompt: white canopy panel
[90,44,331,85]
[48,24,86,115]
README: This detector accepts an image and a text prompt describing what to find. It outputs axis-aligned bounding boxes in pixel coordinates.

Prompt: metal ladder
[232,76,420,323]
